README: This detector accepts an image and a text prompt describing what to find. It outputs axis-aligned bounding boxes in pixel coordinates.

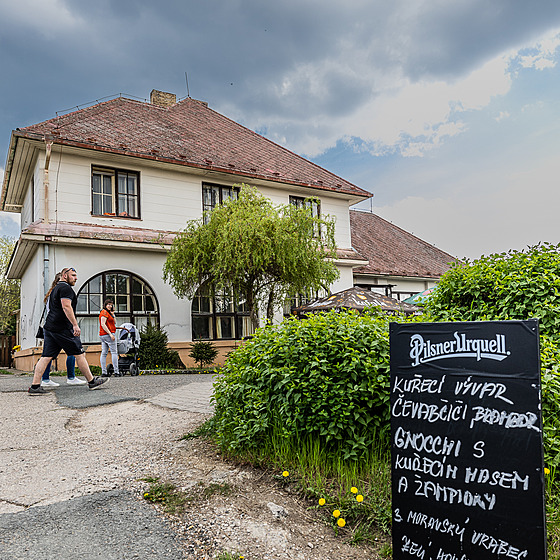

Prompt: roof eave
[1,132,20,211]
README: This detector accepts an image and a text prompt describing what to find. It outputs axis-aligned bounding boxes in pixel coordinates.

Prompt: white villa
[1,90,455,370]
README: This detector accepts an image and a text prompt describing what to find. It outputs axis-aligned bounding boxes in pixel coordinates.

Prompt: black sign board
[390,320,547,560]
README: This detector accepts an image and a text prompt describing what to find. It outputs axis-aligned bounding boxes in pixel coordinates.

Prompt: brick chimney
[150,89,177,107]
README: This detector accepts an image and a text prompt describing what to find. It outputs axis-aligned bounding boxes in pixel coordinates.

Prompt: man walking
[29,267,108,394]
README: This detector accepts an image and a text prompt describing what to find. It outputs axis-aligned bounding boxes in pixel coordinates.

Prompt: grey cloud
[2,0,560,161]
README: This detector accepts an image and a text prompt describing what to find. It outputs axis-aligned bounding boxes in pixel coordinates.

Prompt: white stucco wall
[19,248,44,348]
[40,151,354,243]
[354,274,437,300]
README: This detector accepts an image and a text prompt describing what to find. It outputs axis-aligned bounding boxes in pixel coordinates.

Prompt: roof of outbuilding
[14,96,370,199]
[349,210,457,278]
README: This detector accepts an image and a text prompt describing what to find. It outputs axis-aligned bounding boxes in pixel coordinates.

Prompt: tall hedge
[212,310,392,460]
[424,242,560,337]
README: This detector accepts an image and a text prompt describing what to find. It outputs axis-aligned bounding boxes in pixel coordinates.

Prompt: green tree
[138,322,184,369]
[424,242,560,337]
[163,185,340,330]
[189,341,219,369]
[0,236,20,335]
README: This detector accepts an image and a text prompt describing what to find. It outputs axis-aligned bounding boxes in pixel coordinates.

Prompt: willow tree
[163,185,339,330]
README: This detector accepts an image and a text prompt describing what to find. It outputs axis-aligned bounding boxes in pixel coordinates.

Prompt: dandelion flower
[350,487,358,494]
[143,493,149,497]
[356,494,364,503]
[545,467,551,475]
[337,518,346,527]
[282,471,289,477]
[318,498,326,506]
[332,509,341,518]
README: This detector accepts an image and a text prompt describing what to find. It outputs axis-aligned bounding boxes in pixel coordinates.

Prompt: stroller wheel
[105,364,114,377]
[129,363,139,376]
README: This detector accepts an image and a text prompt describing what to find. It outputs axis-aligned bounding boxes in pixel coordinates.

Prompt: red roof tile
[16,96,370,199]
[350,210,457,278]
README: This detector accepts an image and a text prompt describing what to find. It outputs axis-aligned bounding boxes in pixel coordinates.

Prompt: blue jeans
[100,334,119,375]
[42,355,77,381]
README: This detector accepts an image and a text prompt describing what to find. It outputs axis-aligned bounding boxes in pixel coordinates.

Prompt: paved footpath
[146,380,214,413]
[0,372,217,559]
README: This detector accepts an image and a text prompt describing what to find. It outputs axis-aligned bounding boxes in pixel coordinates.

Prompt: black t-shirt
[44,282,77,333]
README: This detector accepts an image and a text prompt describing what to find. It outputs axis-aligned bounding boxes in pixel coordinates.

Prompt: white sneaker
[67,377,87,385]
[41,379,60,387]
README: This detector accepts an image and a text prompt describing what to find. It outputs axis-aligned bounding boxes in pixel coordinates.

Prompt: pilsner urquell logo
[409,332,510,367]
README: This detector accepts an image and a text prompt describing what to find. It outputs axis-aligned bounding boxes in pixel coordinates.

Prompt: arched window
[191,284,251,340]
[76,271,159,343]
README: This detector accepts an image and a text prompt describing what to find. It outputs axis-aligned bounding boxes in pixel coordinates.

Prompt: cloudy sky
[1,0,560,259]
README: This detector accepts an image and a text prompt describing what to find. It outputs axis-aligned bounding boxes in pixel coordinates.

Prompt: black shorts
[42,329,85,358]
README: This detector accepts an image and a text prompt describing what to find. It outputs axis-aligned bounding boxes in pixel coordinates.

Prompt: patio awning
[295,286,419,315]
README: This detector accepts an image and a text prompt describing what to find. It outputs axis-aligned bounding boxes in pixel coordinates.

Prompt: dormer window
[92,166,140,219]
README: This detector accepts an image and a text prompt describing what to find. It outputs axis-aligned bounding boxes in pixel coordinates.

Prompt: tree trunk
[266,289,275,325]
[246,288,259,333]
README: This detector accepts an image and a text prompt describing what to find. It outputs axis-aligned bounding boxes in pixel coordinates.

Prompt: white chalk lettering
[393,374,446,395]
[471,531,528,558]
[472,441,485,459]
[454,376,513,404]
[406,510,468,543]
[436,549,470,560]
[394,426,462,457]
[464,467,530,491]
[401,535,426,558]
[395,453,459,480]
[469,407,540,432]
[392,396,468,424]
[414,477,496,510]
[398,476,408,493]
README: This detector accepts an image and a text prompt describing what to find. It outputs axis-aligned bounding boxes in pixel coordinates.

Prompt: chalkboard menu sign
[390,320,547,560]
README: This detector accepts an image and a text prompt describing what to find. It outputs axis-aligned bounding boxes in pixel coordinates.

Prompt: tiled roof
[350,210,457,278]
[16,96,370,199]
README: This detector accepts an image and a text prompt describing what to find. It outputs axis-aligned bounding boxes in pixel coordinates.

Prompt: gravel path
[1,373,382,559]
[0,373,214,558]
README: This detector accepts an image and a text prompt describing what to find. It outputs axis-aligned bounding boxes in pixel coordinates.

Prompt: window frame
[76,270,159,344]
[289,195,321,238]
[191,284,251,341]
[289,195,320,218]
[91,166,141,220]
[202,182,239,223]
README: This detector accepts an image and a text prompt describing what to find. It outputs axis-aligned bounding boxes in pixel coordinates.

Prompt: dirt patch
[133,432,389,559]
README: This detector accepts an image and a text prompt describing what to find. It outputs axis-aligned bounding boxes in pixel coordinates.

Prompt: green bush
[189,341,218,369]
[423,244,560,480]
[138,322,184,369]
[213,309,393,461]
[424,242,560,337]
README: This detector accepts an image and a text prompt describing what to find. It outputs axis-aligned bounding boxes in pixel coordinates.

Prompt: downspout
[43,140,52,224]
[43,244,49,298]
[43,139,53,298]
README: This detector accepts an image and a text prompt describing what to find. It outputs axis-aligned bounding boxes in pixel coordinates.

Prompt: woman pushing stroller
[99,299,120,376]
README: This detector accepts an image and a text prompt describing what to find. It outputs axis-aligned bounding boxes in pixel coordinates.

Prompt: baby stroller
[106,322,141,376]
